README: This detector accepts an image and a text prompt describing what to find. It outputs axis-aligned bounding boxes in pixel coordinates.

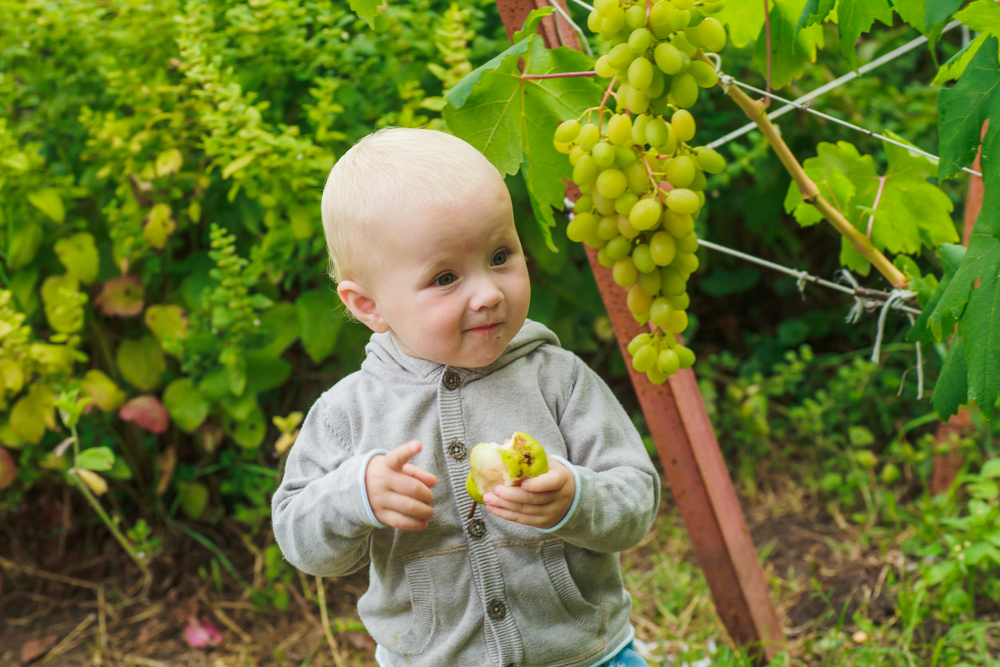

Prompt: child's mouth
[467,323,501,334]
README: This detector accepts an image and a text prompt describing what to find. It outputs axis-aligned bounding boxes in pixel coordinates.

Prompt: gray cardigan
[272,320,660,667]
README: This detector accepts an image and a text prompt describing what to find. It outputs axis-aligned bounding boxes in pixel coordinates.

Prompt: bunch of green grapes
[552,0,728,385]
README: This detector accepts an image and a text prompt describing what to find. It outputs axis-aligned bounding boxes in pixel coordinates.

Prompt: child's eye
[434,273,456,286]
[491,250,509,266]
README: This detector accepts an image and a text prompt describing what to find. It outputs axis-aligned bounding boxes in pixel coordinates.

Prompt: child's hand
[482,459,575,529]
[365,440,438,531]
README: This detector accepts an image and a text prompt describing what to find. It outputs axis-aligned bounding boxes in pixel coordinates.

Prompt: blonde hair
[321,127,507,284]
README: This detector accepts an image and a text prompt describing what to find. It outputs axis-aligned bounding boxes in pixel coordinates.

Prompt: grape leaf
[444,36,603,253]
[348,0,380,29]
[925,0,965,27]
[796,0,836,32]
[837,0,896,70]
[939,39,1000,182]
[716,0,767,48]
[933,33,989,85]
[753,0,825,89]
[908,243,966,343]
[445,39,531,110]
[891,0,927,34]
[954,0,1000,33]
[934,335,968,420]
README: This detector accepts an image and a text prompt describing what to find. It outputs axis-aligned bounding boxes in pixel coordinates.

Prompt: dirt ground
[0,476,903,667]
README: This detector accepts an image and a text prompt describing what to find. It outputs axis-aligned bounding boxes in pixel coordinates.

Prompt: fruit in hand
[466,432,548,514]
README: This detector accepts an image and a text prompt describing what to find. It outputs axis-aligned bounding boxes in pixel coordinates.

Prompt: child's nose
[470,274,504,311]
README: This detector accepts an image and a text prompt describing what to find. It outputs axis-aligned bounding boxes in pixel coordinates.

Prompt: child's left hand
[482,459,575,529]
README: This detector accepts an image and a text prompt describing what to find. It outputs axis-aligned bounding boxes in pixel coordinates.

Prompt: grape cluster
[553,0,727,385]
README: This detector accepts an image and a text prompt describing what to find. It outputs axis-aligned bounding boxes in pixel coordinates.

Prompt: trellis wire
[564,0,596,13]
[706,20,963,151]
[722,75,984,178]
[546,0,595,57]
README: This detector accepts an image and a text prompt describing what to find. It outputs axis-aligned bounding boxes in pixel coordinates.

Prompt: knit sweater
[272,319,660,667]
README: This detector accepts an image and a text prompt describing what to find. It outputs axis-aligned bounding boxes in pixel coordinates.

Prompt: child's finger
[384,491,435,521]
[381,440,422,472]
[389,473,435,506]
[519,469,565,493]
[484,493,549,515]
[379,509,430,532]
[489,485,558,505]
[402,463,437,488]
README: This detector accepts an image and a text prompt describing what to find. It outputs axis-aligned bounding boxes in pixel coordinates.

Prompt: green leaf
[716,0,767,48]
[9,384,56,444]
[76,446,115,472]
[910,244,965,343]
[143,203,176,250]
[256,302,300,358]
[938,36,1000,181]
[446,39,531,110]
[933,32,989,85]
[244,352,291,394]
[223,404,267,449]
[954,0,1000,33]
[849,426,876,447]
[933,336,968,420]
[163,379,209,433]
[445,38,603,253]
[295,289,344,363]
[838,0,896,70]
[925,559,957,585]
[925,0,964,27]
[348,0,380,28]
[968,480,1000,500]
[753,0,825,89]
[8,222,44,270]
[155,148,183,177]
[981,458,1000,478]
[81,369,127,412]
[221,152,257,179]
[27,188,65,223]
[105,456,133,481]
[145,304,188,346]
[177,481,209,520]
[892,0,927,34]
[514,7,554,43]
[796,0,836,32]
[117,336,166,391]
[54,232,100,284]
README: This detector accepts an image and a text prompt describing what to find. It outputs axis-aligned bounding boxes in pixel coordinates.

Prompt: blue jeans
[600,641,649,667]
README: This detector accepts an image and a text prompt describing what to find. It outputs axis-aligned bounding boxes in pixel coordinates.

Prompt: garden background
[1,0,999,665]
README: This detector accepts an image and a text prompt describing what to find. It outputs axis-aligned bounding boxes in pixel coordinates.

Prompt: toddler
[272,128,660,667]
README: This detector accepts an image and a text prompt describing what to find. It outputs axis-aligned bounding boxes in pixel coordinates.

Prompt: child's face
[342,181,531,369]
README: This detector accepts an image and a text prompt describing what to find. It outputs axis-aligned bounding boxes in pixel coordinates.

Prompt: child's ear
[337,280,389,333]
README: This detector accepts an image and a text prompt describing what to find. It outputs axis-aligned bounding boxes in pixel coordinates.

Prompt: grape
[574,195,593,213]
[632,114,650,145]
[650,230,677,265]
[683,26,704,48]
[676,232,698,254]
[573,155,598,186]
[578,180,594,195]
[702,0,724,13]
[672,31,697,56]
[628,27,654,54]
[624,161,650,194]
[661,266,686,294]
[595,214,619,240]
[594,0,617,15]
[632,344,657,372]
[659,122,678,154]
[690,168,707,192]
[648,1,673,28]
[583,230,607,249]
[587,9,602,32]
[644,118,669,148]
[670,73,699,108]
[671,251,699,275]
[617,214,641,239]
[555,119,581,143]
[657,348,680,374]
[597,247,615,267]
[613,257,638,287]
[676,345,696,369]
[695,147,725,173]
[596,168,628,199]
[690,60,719,88]
[632,243,656,273]
[602,7,626,35]
[606,235,632,261]
[651,20,674,39]
[637,267,662,296]
[595,54,617,78]
[592,190,616,216]
[553,138,571,154]
[628,284,654,317]
[629,197,662,230]
[673,0,693,8]
[653,42,683,75]
[665,155,696,188]
[615,191,639,215]
[628,332,652,355]
[592,142,616,168]
[665,188,699,214]
[699,17,727,52]
[663,209,694,236]
[607,43,635,70]
[646,367,668,384]
[624,87,650,114]
[579,123,601,151]
[670,110,695,142]
[614,145,638,169]
[646,68,666,99]
[650,297,674,327]
[687,7,704,26]
[670,8,690,29]
[667,309,688,333]
[628,57,654,91]
[670,291,690,310]
[626,5,647,29]
[567,212,598,242]
[569,145,586,166]
[607,114,633,145]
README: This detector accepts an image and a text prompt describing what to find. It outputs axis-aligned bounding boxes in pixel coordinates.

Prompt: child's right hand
[365,440,437,531]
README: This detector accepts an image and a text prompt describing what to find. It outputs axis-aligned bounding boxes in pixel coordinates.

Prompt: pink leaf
[119,395,170,433]
[183,615,223,648]
[0,446,17,491]
[94,275,145,317]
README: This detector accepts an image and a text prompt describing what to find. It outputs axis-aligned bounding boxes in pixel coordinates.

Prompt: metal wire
[547,0,594,58]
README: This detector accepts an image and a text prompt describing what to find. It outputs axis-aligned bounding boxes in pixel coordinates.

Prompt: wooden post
[492,1,785,659]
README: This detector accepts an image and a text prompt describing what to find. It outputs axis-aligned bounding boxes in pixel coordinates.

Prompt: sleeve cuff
[536,455,581,533]
[359,449,389,529]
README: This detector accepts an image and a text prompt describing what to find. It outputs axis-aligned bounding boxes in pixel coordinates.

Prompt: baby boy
[272,128,660,667]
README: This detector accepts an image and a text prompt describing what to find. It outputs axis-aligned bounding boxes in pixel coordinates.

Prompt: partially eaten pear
[465,431,548,518]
